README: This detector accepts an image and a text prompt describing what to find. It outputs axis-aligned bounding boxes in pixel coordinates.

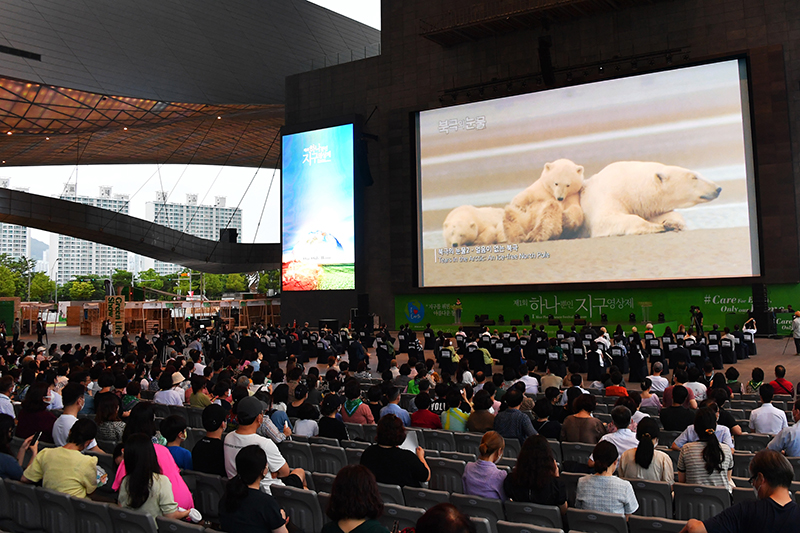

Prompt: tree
[29,273,55,302]
[203,274,224,299]
[225,273,247,292]
[257,269,280,293]
[112,269,133,287]
[0,266,17,297]
[69,281,95,301]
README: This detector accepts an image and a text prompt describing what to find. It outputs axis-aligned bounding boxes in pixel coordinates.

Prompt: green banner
[396,286,758,333]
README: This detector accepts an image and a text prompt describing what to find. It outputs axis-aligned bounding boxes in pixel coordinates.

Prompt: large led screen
[282,123,355,291]
[416,59,760,287]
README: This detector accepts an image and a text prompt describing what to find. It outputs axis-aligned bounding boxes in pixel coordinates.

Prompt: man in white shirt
[514,361,540,395]
[154,373,186,406]
[684,367,708,402]
[749,384,788,435]
[223,396,305,494]
[52,382,100,452]
[0,376,15,418]
[646,362,670,392]
[590,406,638,466]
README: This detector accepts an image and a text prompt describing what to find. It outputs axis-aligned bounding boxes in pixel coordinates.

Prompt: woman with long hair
[462,431,506,500]
[618,418,674,484]
[575,441,639,515]
[0,413,37,480]
[677,407,734,490]
[95,392,125,442]
[15,381,57,442]
[322,464,389,533]
[117,434,190,523]
[504,435,567,511]
[219,445,289,533]
[638,379,661,411]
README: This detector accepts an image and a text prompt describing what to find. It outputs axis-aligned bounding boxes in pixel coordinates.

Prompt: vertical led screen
[282,123,355,291]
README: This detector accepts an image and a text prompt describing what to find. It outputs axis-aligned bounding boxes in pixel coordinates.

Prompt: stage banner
[105,295,125,336]
[395,286,755,332]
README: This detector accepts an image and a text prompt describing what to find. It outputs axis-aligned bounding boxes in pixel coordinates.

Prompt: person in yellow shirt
[189,376,212,409]
[21,418,99,498]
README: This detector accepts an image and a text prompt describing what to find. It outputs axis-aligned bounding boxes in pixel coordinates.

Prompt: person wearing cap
[192,404,228,477]
[154,373,186,406]
[223,396,306,493]
[318,394,349,442]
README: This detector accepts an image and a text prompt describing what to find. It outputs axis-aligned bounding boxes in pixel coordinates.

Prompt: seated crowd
[0,320,797,533]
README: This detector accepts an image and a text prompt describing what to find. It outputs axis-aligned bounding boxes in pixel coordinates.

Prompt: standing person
[575,441,638,516]
[322,465,390,533]
[692,306,704,335]
[462,431,506,500]
[793,311,800,356]
[12,317,19,344]
[453,299,462,325]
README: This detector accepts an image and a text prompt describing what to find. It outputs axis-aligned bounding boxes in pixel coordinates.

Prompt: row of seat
[0,477,208,533]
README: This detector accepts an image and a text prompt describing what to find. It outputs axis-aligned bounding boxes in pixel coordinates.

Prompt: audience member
[359,414,430,488]
[441,390,469,431]
[94,389,125,442]
[465,390,494,433]
[322,464,390,533]
[605,372,628,397]
[161,414,192,470]
[416,503,474,533]
[504,435,567,511]
[677,408,733,490]
[749,384,788,435]
[661,386,697,432]
[745,367,765,394]
[153,373,185,406]
[53,383,100,451]
[0,413,36,480]
[493,389,537,445]
[0,377,14,418]
[575,441,638,515]
[663,370,698,409]
[560,394,606,444]
[768,400,800,457]
[770,365,794,397]
[15,382,57,443]
[318,394,349,441]
[646,362,669,392]
[532,398,561,440]
[192,404,227,477]
[462,431,506,500]
[618,418,673,484]
[410,393,443,429]
[379,387,411,427]
[594,406,638,458]
[341,380,374,424]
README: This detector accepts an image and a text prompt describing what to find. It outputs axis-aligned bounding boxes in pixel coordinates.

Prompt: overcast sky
[309,0,380,29]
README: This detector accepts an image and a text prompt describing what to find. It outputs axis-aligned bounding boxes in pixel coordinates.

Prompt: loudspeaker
[357,293,370,316]
[752,284,768,312]
[538,36,555,87]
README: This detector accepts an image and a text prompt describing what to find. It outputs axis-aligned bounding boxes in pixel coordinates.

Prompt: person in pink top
[340,380,375,424]
[111,402,194,509]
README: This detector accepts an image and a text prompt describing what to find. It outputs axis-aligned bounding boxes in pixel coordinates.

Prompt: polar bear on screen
[442,205,506,248]
[580,161,722,238]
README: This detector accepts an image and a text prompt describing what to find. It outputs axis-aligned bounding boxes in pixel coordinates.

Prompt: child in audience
[160,415,193,471]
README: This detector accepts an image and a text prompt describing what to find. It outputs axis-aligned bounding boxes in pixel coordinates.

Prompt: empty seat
[560,472,586,507]
[732,487,756,505]
[503,501,563,530]
[450,493,503,533]
[311,473,336,494]
[278,441,314,471]
[191,471,226,522]
[362,424,378,443]
[440,451,477,462]
[561,442,594,466]
[318,492,331,514]
[402,487,450,510]
[424,430,456,452]
[428,458,466,493]
[108,506,158,533]
[271,486,325,533]
[36,487,75,533]
[309,436,340,447]
[186,407,203,429]
[567,508,628,533]
[155,516,205,533]
[0,478,14,532]
[341,440,370,450]
[735,434,771,453]
[733,453,755,479]
[377,483,405,505]
[546,439,562,463]
[497,520,564,533]
[628,516,687,533]
[455,433,483,456]
[673,484,731,521]
[378,504,425,531]
[345,447,365,465]
[5,479,45,533]
[471,516,492,533]
[629,479,672,518]
[72,497,113,533]
[310,444,348,475]
[504,439,522,459]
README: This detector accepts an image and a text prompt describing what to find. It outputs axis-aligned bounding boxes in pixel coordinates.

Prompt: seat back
[278,441,314,471]
[310,444,347,475]
[424,430,456,452]
[428,458,466,493]
[566,508,628,533]
[36,487,76,533]
[732,487,757,505]
[186,407,204,429]
[154,517,205,533]
[271,486,324,533]
[85,451,118,498]
[450,493,503,533]
[673,484,731,521]
[192,471,226,521]
[440,451,477,462]
[733,453,755,478]
[107,507,158,533]
[402,487,450,510]
[503,439,522,459]
[559,472,586,507]
[311,473,336,495]
[378,504,425,532]
[629,479,673,518]
[72,497,113,533]
[5,479,45,533]
[184,428,204,452]
[454,433,483,456]
[502,502,563,530]
[342,440,370,450]
[496,521,564,533]
[309,436,340,447]
[377,483,405,505]
[561,442,594,465]
[343,423,365,441]
[470,516,493,533]
[345,447,365,465]
[0,478,11,524]
[628,516,687,533]
[736,434,770,453]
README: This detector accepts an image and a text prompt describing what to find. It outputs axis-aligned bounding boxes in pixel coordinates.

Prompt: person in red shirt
[410,393,442,429]
[769,365,794,397]
[605,372,629,397]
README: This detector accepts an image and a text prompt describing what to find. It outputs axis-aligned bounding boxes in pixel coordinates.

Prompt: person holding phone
[0,414,38,480]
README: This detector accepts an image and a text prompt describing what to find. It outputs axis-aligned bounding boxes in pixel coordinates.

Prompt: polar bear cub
[580,161,722,238]
[504,158,585,242]
[442,205,507,248]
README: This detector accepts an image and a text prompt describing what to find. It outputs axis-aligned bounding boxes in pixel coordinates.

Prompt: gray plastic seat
[183,428,204,452]
[735,434,771,453]
[402,487,450,510]
[272,486,325,533]
[673,484,731,521]
[108,507,158,533]
[732,453,755,478]
[5,479,45,533]
[278,441,314,471]
[628,516,687,533]
[567,508,628,533]
[454,433,483,456]
[377,483,405,505]
[341,440,370,450]
[310,444,348,475]
[72,497,113,533]
[440,451,477,462]
[502,501,563,530]
[732,487,756,505]
[497,521,564,533]
[345,447,365,465]
[318,492,331,514]
[155,516,205,533]
[311,473,336,494]
[503,439,522,458]
[36,487,76,533]
[186,407,204,429]
[428,457,466,493]
[378,504,425,531]
[343,423,365,441]
[85,451,118,498]
[559,472,586,507]
[561,442,594,465]
[471,516,492,533]
[191,471,226,522]
[0,478,13,532]
[362,424,378,443]
[546,439,562,463]
[629,479,673,518]
[423,430,456,452]
[660,431,683,447]
[309,436,340,446]
[450,493,503,533]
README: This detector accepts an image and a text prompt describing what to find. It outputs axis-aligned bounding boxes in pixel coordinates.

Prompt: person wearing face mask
[680,450,800,533]
[462,431,506,500]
